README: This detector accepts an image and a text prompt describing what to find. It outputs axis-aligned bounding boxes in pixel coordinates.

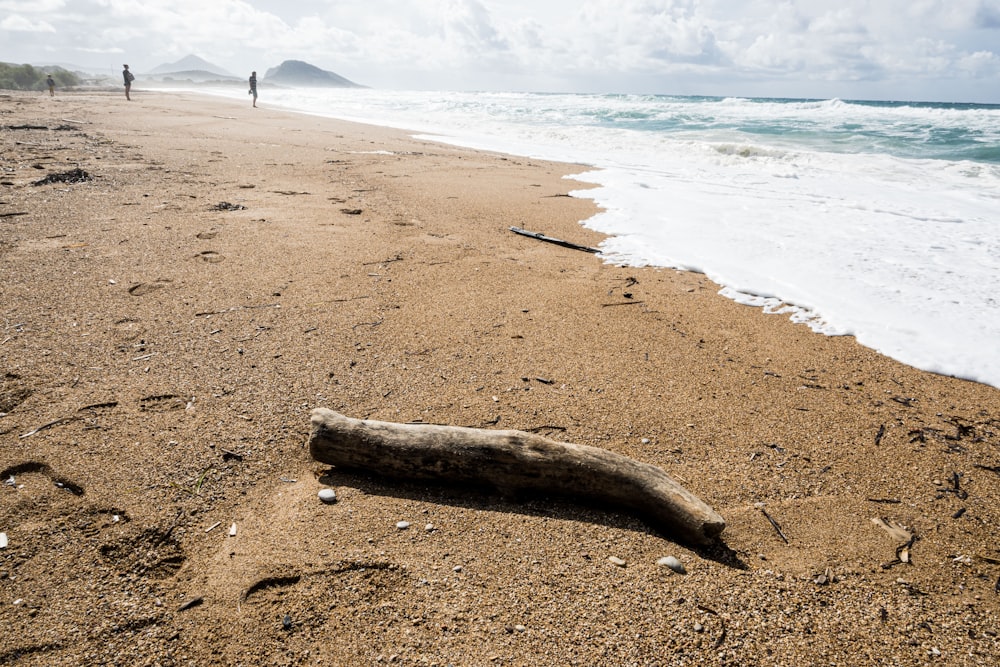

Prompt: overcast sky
[2,0,999,102]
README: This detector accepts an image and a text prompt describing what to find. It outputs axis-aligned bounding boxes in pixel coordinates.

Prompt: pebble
[608,556,627,567]
[425,524,435,532]
[396,521,410,530]
[657,556,686,574]
[318,488,337,504]
[0,533,7,549]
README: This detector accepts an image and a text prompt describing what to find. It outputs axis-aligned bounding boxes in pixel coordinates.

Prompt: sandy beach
[2,89,999,666]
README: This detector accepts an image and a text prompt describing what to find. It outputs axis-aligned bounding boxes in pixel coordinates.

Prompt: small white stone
[396,521,410,530]
[657,556,686,574]
[514,625,526,632]
[608,556,627,567]
[0,533,7,549]
[453,565,463,573]
[693,622,704,633]
[318,488,337,504]
[425,524,435,532]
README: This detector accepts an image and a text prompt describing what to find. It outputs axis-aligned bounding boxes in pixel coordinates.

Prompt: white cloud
[0,0,65,11]
[0,0,998,100]
[1,14,56,32]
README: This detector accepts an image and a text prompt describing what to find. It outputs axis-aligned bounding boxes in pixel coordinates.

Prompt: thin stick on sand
[309,408,725,545]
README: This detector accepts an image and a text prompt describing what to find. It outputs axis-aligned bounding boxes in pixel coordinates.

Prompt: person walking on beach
[249,71,257,108]
[46,75,55,96]
[123,64,134,100]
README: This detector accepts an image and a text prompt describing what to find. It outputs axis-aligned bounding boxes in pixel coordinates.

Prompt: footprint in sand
[99,525,186,579]
[128,279,172,296]
[0,372,32,413]
[138,393,188,412]
[194,250,224,263]
[0,461,85,496]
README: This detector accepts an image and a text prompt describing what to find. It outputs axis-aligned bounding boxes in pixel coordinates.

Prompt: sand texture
[2,90,1000,666]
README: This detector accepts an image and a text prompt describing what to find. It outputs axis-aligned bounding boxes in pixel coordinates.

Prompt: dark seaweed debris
[32,168,90,186]
[211,201,246,211]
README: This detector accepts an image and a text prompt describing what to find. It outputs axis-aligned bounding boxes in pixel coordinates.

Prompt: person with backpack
[123,64,135,100]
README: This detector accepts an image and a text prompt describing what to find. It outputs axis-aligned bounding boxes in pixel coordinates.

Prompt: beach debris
[936,471,968,500]
[0,212,28,218]
[602,300,645,308]
[509,226,601,254]
[608,556,627,567]
[229,523,237,537]
[308,408,725,545]
[318,488,337,504]
[282,614,293,631]
[211,201,246,211]
[19,416,80,438]
[0,532,8,549]
[875,424,886,445]
[755,503,789,543]
[872,517,916,566]
[813,567,833,585]
[340,208,363,215]
[32,168,90,186]
[657,556,686,574]
[205,521,222,533]
[177,596,203,612]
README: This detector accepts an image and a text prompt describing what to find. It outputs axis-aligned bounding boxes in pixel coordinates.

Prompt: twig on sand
[755,502,789,543]
[19,416,80,439]
[509,226,601,254]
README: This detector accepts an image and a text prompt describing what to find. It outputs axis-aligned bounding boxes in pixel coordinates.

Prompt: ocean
[200,87,1000,390]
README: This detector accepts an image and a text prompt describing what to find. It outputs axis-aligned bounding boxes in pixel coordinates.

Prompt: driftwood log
[309,408,725,545]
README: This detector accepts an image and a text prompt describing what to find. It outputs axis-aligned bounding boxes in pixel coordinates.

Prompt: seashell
[657,555,686,574]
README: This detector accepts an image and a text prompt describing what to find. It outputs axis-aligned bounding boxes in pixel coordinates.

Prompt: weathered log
[309,408,725,545]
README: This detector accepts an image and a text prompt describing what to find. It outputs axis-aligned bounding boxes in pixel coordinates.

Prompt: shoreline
[2,89,999,665]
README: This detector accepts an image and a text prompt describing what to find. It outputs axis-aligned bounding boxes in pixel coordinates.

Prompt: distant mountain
[149,55,233,78]
[152,70,243,83]
[263,60,363,88]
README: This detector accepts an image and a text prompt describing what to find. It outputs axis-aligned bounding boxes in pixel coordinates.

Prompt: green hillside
[0,63,81,91]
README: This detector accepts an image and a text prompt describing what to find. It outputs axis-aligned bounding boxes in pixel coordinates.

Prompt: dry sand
[1,89,999,666]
